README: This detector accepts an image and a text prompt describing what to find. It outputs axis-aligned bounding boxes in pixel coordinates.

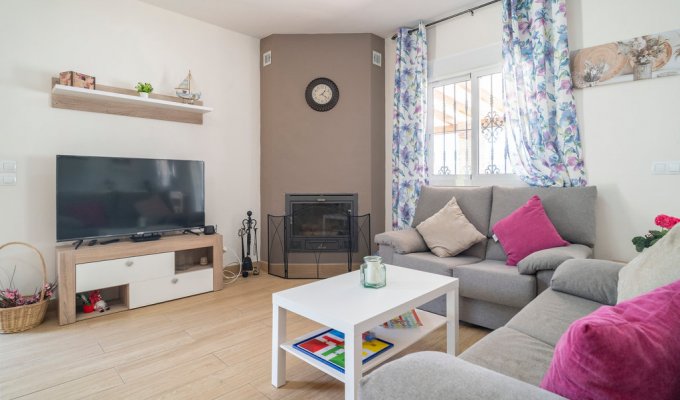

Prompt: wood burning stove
[285,193,357,252]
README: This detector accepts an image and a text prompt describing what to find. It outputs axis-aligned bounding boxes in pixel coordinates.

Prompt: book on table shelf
[382,309,423,329]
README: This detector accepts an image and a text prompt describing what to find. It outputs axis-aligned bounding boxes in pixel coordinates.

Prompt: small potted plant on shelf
[135,82,153,98]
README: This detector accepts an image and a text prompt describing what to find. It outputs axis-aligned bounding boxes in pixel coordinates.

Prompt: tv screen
[56,155,205,242]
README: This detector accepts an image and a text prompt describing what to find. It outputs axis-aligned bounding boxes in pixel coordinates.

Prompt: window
[428,67,516,185]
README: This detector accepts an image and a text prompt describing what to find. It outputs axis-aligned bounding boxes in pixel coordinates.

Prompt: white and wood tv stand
[57,234,224,325]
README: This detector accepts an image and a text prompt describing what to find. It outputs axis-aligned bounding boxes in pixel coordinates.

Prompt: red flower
[655,214,680,230]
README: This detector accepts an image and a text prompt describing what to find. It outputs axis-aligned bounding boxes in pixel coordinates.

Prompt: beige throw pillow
[617,224,680,303]
[415,197,485,258]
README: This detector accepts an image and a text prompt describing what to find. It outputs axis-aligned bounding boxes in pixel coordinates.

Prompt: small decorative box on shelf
[50,78,213,124]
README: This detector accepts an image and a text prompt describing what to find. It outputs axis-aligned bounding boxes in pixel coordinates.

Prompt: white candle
[366,259,381,285]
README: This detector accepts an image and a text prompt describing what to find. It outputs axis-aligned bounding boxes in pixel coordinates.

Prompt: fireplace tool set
[239,210,259,277]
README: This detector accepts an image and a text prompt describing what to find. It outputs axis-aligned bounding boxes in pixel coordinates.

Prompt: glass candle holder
[361,256,386,288]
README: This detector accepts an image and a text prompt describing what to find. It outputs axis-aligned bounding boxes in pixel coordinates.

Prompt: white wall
[0,0,260,291]
[568,0,680,261]
[385,0,680,261]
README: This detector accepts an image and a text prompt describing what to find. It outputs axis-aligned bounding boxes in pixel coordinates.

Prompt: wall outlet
[263,51,272,67]
[372,51,382,67]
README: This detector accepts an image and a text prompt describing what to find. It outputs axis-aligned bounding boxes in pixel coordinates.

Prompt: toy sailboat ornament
[175,70,202,104]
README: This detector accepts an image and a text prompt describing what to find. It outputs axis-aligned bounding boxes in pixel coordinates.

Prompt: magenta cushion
[541,278,680,400]
[492,195,568,266]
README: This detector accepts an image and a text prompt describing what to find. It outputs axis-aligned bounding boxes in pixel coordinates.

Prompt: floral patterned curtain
[392,23,429,229]
[502,0,587,187]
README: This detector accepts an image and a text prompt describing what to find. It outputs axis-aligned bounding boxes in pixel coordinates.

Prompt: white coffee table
[271,264,459,400]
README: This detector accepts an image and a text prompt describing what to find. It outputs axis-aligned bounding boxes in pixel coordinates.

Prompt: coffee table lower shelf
[279,309,447,382]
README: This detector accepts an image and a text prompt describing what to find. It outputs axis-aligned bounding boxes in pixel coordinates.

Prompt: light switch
[652,162,667,174]
[668,161,680,174]
[2,175,16,185]
[2,161,16,172]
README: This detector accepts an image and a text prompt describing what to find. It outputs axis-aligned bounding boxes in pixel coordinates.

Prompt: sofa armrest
[361,351,564,400]
[550,259,624,305]
[517,244,593,275]
[374,228,428,254]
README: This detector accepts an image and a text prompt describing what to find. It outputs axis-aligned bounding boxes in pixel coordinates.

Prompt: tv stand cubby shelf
[56,234,224,325]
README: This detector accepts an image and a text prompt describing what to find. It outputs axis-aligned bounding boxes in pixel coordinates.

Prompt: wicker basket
[0,242,49,333]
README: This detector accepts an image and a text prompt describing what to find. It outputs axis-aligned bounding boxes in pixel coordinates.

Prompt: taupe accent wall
[260,34,385,259]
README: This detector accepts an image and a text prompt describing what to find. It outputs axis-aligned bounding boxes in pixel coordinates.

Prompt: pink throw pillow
[492,195,568,266]
[541,278,680,399]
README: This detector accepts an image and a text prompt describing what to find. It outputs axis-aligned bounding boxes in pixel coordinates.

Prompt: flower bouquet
[618,36,668,66]
[632,214,680,252]
[1,281,56,308]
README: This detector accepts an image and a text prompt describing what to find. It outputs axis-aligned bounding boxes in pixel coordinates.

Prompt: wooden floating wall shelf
[51,78,213,124]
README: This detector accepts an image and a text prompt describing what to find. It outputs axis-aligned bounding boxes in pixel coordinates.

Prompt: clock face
[305,78,339,112]
[312,84,332,105]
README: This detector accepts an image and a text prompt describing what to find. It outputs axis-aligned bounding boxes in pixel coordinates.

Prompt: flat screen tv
[56,155,205,242]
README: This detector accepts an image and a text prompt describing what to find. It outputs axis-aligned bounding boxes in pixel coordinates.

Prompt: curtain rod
[390,0,501,40]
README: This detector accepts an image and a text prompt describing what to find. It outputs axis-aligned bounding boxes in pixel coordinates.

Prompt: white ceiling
[141,0,479,38]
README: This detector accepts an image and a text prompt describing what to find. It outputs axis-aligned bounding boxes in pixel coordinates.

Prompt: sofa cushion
[488,186,597,247]
[452,260,536,308]
[392,252,481,277]
[536,270,554,294]
[551,259,623,305]
[415,197,486,257]
[492,195,568,266]
[541,279,680,400]
[412,186,492,259]
[459,296,522,330]
[460,327,554,386]
[485,240,507,261]
[617,224,680,303]
[361,351,564,400]
[506,289,602,347]
[517,244,592,275]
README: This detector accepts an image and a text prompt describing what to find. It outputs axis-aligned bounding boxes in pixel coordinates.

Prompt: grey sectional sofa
[375,185,597,329]
[361,259,625,399]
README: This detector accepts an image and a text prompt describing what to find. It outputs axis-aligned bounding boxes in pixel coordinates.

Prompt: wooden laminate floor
[0,270,490,400]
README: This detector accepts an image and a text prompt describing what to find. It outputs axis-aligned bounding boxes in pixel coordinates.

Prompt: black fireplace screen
[267,213,371,279]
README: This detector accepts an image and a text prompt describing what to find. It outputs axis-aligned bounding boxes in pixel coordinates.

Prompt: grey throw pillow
[416,197,485,257]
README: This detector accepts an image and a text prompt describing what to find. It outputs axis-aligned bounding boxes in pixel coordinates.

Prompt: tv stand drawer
[76,252,174,293]
[128,268,213,309]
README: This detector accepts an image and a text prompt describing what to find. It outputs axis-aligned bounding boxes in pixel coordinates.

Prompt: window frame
[427,64,523,187]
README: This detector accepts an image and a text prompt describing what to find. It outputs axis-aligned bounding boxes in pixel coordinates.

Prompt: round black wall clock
[305,78,339,112]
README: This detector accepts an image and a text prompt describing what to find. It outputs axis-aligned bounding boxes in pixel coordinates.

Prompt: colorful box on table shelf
[293,329,393,373]
[59,71,95,89]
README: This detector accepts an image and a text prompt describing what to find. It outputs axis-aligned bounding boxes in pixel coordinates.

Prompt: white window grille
[428,67,520,186]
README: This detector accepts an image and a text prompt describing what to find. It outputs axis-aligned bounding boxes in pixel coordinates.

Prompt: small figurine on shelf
[77,293,94,313]
[362,330,376,342]
[89,290,110,313]
[175,70,201,104]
